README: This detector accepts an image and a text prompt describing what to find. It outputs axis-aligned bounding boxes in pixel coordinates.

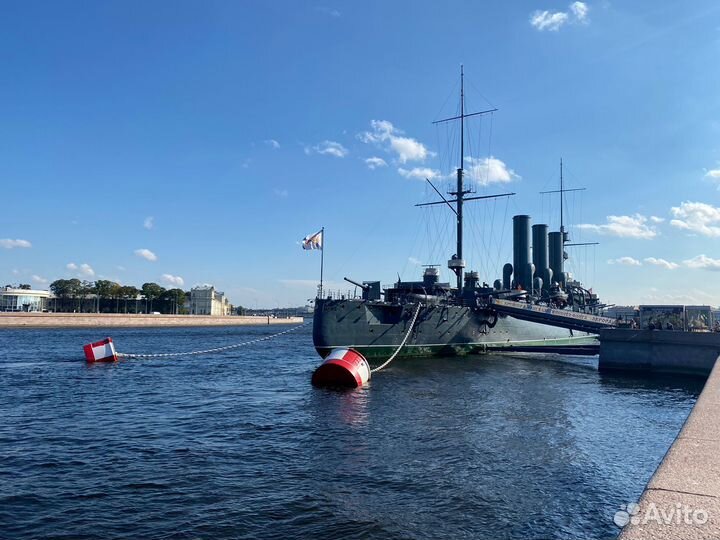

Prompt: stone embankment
[0,313,304,328]
[618,357,720,539]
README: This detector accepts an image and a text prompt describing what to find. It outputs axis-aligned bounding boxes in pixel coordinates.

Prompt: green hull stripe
[316,336,599,360]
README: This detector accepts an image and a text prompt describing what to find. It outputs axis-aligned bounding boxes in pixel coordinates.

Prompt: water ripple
[0,325,701,539]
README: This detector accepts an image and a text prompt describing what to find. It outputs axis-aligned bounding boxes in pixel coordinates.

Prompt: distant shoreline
[0,313,305,328]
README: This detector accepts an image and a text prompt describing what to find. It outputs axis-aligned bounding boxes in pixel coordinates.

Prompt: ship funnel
[532,224,549,289]
[512,215,531,289]
[502,263,513,290]
[549,231,564,285]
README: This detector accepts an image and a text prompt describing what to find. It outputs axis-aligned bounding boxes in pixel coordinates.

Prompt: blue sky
[1,1,720,308]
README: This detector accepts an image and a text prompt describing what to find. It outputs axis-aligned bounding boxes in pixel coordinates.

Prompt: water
[0,324,702,539]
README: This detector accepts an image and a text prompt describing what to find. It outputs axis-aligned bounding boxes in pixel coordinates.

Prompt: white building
[0,287,51,312]
[190,285,231,316]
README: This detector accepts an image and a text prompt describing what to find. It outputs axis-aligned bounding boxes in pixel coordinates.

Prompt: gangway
[488,298,618,334]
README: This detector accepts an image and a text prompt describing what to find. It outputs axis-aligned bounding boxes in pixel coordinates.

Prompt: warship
[312,68,608,363]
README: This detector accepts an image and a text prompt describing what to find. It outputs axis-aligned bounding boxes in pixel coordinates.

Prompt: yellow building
[190,285,231,316]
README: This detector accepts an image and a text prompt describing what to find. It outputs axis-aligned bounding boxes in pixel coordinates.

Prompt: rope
[117,322,310,359]
[371,303,422,374]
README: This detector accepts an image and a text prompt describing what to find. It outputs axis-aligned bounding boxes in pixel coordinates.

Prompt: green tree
[80,280,96,312]
[162,288,186,314]
[109,282,122,313]
[50,278,83,312]
[94,280,121,313]
[119,285,140,313]
[141,282,165,313]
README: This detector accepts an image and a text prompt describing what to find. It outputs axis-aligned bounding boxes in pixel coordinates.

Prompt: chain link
[371,303,422,374]
[117,322,310,359]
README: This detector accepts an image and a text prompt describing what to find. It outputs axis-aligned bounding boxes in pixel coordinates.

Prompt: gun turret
[344,277,369,290]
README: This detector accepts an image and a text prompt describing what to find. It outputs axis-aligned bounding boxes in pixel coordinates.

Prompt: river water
[0,323,702,539]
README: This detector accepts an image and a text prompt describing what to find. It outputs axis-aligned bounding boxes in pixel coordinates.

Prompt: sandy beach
[0,313,304,328]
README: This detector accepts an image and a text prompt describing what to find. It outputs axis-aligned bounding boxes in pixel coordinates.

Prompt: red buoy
[311,348,371,388]
[83,337,118,363]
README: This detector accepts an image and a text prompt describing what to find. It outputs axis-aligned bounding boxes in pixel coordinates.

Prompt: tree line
[48,279,189,314]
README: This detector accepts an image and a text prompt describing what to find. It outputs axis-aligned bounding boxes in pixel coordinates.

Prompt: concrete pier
[599,329,720,377]
[618,359,720,539]
[0,313,304,328]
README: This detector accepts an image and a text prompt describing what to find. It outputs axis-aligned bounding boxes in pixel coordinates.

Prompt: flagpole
[319,227,324,298]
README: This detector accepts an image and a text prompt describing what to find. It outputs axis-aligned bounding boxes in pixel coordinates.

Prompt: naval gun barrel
[344,277,369,290]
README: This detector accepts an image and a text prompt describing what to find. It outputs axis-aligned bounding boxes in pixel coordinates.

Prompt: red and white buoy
[83,337,118,363]
[311,348,371,388]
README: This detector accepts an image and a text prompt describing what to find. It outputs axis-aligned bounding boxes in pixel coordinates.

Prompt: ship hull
[313,298,598,363]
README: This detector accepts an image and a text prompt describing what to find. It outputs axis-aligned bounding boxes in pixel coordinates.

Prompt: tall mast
[560,158,565,240]
[455,65,465,290]
[430,67,501,292]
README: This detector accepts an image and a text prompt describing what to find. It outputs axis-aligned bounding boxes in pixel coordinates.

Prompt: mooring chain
[117,321,310,359]
[371,303,422,374]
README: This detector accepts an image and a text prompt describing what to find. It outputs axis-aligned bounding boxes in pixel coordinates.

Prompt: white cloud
[32,275,48,285]
[308,140,348,158]
[143,216,154,230]
[530,1,589,31]
[670,201,720,237]
[134,248,158,262]
[649,216,665,223]
[359,120,434,164]
[408,257,422,266]
[365,156,388,169]
[705,168,720,179]
[640,288,716,305]
[316,6,341,17]
[464,156,520,185]
[608,257,641,266]
[398,167,443,180]
[530,10,569,31]
[161,274,185,286]
[644,257,679,270]
[67,262,95,278]
[570,1,589,22]
[683,254,720,271]
[265,139,280,149]
[578,214,658,239]
[0,239,32,249]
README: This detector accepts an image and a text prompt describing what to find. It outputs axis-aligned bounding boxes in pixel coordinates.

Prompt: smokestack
[532,224,549,281]
[502,263,513,290]
[549,231,564,285]
[513,215,531,289]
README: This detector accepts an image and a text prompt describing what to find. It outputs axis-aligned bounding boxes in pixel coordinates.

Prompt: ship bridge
[488,298,618,334]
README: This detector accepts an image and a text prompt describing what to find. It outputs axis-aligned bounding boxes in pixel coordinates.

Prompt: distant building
[604,305,638,322]
[190,285,231,316]
[0,287,50,312]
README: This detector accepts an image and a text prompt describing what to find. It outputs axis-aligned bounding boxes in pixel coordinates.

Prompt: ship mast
[425,66,511,292]
[540,160,596,271]
[455,66,468,286]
